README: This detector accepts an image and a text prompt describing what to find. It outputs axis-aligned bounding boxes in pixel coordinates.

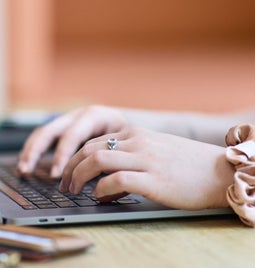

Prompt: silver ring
[107,138,118,150]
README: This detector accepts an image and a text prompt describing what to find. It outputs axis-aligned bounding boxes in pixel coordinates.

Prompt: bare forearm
[120,108,192,137]
[120,108,255,146]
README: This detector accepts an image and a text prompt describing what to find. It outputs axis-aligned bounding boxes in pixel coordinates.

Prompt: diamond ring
[107,138,119,150]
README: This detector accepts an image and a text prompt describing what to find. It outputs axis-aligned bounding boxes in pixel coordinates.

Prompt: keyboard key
[0,163,139,210]
[32,200,54,205]
[74,199,98,207]
[55,201,77,208]
[50,197,70,202]
[37,204,58,209]
[68,195,90,201]
[117,197,139,204]
[22,204,38,210]
[0,181,34,207]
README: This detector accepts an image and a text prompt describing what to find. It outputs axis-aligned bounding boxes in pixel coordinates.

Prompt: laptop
[0,154,234,226]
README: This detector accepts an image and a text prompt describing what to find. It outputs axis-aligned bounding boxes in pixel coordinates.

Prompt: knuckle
[114,172,129,188]
[80,143,93,157]
[91,150,105,166]
[123,126,143,138]
[120,126,134,139]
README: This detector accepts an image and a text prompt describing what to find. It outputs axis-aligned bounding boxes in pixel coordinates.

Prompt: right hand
[18,105,129,178]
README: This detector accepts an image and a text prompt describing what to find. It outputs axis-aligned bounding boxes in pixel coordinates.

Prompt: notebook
[0,154,233,226]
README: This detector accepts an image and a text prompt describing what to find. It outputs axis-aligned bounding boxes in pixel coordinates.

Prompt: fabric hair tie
[225,124,255,227]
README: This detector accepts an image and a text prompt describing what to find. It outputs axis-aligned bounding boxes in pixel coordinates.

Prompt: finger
[49,117,93,178]
[93,171,155,200]
[18,126,57,174]
[60,150,143,194]
[85,130,130,145]
[96,192,129,202]
[50,111,127,177]
[59,133,129,189]
[18,109,83,174]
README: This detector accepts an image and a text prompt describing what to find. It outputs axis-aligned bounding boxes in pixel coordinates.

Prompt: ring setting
[107,138,118,150]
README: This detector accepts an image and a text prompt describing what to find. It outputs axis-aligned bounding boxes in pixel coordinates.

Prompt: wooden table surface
[22,215,255,268]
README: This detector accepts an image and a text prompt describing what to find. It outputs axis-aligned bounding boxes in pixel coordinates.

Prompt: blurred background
[2,0,255,116]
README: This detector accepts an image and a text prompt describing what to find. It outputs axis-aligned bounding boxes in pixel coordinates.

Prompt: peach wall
[8,0,53,105]
[54,0,255,47]
[7,0,255,113]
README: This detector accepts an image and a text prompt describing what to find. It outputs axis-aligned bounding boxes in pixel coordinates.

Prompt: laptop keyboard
[0,162,138,210]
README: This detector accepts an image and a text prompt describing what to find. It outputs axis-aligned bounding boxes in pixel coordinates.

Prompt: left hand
[18,105,129,177]
[59,127,234,210]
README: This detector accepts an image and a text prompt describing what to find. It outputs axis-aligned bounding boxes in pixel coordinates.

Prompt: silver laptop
[0,154,233,226]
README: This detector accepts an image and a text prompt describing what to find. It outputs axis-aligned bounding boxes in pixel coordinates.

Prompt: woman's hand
[18,105,129,177]
[17,105,234,211]
[60,127,234,210]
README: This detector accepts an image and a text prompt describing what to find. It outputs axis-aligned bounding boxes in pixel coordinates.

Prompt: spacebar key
[0,181,35,208]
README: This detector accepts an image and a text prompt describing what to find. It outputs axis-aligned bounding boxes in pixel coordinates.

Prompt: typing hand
[59,127,233,210]
[18,105,129,178]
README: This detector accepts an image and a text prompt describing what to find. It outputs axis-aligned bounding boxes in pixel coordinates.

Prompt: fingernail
[51,165,60,178]
[18,161,29,174]
[59,180,68,193]
[69,183,75,194]
[92,189,105,198]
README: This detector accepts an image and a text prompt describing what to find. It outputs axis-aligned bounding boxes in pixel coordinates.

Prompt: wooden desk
[22,215,255,268]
